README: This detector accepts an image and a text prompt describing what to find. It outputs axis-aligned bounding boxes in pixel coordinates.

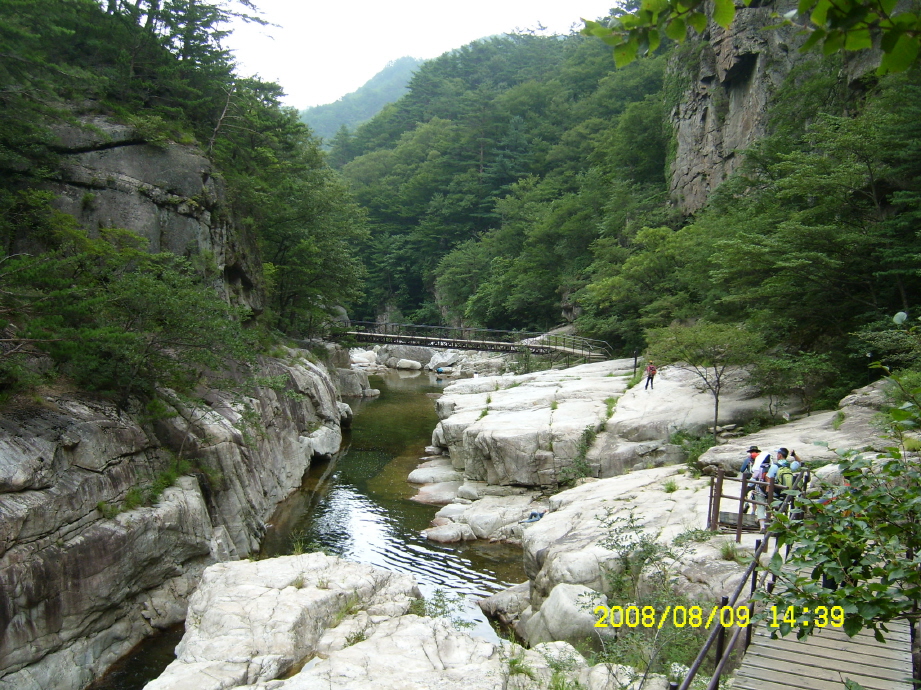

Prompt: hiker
[751,450,774,532]
[774,450,795,499]
[740,446,760,513]
[741,445,760,474]
[644,361,657,390]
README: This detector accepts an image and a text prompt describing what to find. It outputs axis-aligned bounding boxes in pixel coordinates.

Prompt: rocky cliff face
[667,1,883,213]
[45,116,262,314]
[0,352,348,690]
[667,2,808,213]
[0,116,349,689]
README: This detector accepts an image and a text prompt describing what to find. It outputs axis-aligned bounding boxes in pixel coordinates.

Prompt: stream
[89,369,525,690]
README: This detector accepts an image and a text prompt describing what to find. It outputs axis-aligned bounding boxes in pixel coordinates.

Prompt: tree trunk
[713,392,720,444]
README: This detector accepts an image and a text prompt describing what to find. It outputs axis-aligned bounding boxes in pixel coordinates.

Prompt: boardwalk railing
[707,467,811,542]
[673,471,809,690]
[343,321,614,365]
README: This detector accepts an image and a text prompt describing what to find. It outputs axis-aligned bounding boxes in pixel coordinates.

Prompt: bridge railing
[347,321,614,362]
[672,471,809,690]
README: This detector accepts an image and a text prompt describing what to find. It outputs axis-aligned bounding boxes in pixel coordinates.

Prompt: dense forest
[300,56,423,143]
[0,0,366,402]
[329,29,921,402]
[2,0,920,407]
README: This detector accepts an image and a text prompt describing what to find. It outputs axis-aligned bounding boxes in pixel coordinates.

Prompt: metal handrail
[345,321,614,361]
[676,473,807,690]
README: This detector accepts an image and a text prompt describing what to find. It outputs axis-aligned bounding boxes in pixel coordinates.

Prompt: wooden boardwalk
[734,619,913,690]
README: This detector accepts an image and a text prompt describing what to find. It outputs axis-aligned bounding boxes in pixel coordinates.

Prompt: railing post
[714,595,728,664]
[746,538,760,650]
[735,473,748,543]
[709,469,724,531]
[707,475,715,530]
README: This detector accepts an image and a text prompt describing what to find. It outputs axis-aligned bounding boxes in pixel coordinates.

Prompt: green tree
[583,0,921,73]
[646,322,765,441]
[1,197,253,403]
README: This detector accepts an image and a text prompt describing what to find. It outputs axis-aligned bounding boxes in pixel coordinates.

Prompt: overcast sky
[224,1,616,110]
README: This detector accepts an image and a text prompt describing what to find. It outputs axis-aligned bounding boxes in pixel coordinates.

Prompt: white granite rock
[523,583,615,648]
[144,554,420,690]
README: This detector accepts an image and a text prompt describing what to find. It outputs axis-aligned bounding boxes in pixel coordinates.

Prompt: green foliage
[663,478,678,493]
[506,652,537,680]
[763,368,921,642]
[412,588,475,630]
[604,396,617,418]
[719,540,743,562]
[1,202,255,403]
[559,426,598,487]
[344,629,366,647]
[331,34,667,328]
[1,0,365,350]
[669,430,716,475]
[583,0,921,74]
[749,352,836,418]
[672,527,715,546]
[594,511,711,676]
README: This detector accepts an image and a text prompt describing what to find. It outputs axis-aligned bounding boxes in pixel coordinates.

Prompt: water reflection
[261,370,527,636]
[92,370,525,689]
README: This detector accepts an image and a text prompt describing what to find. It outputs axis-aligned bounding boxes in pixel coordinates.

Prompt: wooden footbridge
[670,472,915,690]
[343,321,613,365]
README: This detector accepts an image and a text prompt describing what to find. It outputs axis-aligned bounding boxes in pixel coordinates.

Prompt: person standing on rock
[644,361,657,390]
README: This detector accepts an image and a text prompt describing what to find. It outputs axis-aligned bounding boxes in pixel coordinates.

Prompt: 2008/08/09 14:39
[593,605,846,629]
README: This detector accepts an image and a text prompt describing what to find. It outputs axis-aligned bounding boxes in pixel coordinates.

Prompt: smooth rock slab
[409,481,463,505]
[144,554,419,690]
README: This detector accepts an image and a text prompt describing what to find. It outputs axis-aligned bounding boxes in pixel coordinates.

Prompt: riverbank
[0,348,348,690]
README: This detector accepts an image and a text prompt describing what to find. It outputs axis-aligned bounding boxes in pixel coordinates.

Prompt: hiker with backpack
[751,449,774,532]
[740,446,760,513]
[644,361,657,390]
[774,449,795,499]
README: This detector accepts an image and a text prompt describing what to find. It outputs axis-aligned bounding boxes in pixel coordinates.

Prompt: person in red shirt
[644,361,657,390]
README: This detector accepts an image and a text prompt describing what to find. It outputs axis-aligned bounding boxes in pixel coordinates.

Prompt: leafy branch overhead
[582,0,921,73]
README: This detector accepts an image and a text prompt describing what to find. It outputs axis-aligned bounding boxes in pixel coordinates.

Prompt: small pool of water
[90,369,525,689]
[260,370,526,640]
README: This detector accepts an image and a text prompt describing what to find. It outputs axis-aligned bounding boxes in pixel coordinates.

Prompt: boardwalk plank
[733,619,913,690]
[746,643,909,676]
[751,633,912,665]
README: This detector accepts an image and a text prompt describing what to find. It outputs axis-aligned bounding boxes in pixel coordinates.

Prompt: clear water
[89,369,525,690]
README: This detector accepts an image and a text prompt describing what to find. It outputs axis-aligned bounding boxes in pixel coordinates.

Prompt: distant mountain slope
[300,56,423,143]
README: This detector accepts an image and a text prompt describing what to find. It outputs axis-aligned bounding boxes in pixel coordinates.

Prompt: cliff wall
[0,117,350,689]
[45,116,263,315]
[0,352,348,690]
[667,1,810,212]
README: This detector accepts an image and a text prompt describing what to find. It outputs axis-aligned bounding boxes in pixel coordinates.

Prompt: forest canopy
[328,23,921,400]
[0,0,366,400]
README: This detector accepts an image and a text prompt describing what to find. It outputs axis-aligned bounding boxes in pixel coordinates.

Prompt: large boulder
[606,366,770,442]
[519,467,751,609]
[431,360,635,488]
[145,554,420,689]
[522,584,615,649]
[336,368,378,398]
[377,345,434,366]
[697,380,891,473]
[142,553,657,690]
